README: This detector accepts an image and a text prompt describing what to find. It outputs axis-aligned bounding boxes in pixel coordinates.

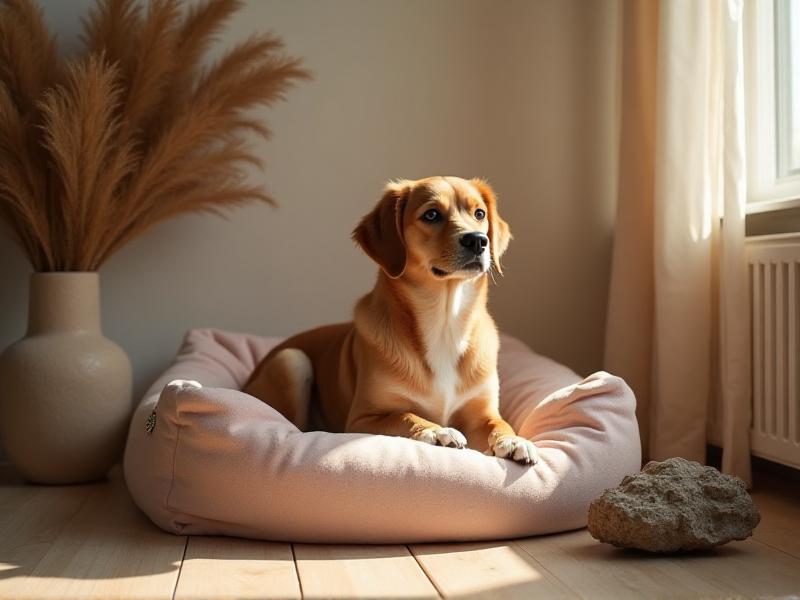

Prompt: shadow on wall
[483,0,618,377]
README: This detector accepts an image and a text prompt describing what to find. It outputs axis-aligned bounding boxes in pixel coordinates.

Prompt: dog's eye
[422,209,441,223]
[474,209,486,220]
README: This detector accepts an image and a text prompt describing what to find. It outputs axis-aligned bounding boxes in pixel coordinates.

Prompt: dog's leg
[453,400,539,465]
[348,412,467,449]
[244,348,313,431]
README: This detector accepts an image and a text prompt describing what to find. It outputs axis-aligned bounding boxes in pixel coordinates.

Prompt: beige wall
[0,1,618,411]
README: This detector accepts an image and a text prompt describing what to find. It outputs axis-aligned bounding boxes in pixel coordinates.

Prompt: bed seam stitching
[164,392,185,532]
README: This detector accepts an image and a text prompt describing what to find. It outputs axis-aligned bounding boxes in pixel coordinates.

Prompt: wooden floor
[0,464,799,599]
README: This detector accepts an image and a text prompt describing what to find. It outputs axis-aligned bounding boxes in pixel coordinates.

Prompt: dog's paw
[413,426,467,449]
[165,379,202,392]
[491,436,539,465]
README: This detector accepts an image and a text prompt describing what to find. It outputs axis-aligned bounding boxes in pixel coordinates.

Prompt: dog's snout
[460,232,489,256]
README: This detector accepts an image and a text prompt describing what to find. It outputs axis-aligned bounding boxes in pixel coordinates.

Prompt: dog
[244,176,538,464]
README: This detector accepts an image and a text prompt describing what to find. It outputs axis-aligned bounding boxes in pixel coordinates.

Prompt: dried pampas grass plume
[0,0,310,271]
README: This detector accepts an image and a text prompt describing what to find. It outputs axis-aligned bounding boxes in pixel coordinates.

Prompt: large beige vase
[0,272,132,484]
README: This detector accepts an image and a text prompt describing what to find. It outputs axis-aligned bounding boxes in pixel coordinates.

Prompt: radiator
[747,232,800,469]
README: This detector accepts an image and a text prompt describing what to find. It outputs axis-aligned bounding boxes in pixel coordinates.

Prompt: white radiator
[747,232,800,469]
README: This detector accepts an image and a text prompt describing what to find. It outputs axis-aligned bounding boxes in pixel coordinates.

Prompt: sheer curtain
[605,0,752,485]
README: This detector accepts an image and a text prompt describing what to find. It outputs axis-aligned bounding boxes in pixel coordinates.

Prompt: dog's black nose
[460,232,489,256]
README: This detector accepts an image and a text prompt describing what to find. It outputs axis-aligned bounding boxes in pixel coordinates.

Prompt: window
[775,0,800,176]
[746,0,800,212]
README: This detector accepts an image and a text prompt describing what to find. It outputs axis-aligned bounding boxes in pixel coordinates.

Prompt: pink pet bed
[123,328,640,543]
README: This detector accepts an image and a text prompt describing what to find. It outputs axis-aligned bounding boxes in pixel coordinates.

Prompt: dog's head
[352,176,511,281]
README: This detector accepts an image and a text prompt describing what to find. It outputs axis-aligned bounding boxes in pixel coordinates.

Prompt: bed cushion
[123,328,641,543]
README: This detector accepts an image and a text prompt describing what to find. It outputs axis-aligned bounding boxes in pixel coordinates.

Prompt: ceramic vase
[0,272,132,484]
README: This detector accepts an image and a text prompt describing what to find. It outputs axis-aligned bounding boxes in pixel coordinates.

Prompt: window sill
[746,197,800,214]
[745,200,800,236]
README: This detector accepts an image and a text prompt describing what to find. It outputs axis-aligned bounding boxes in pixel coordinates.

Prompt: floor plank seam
[406,546,444,599]
[510,539,584,599]
[750,535,800,561]
[171,535,190,600]
[290,543,304,599]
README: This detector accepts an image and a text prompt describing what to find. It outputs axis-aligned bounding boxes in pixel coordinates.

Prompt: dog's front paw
[491,436,539,465]
[412,426,467,449]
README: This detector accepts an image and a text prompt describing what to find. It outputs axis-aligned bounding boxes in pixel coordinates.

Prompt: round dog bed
[123,328,641,543]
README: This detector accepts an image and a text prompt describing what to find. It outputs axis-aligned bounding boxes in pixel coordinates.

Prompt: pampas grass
[0,0,309,271]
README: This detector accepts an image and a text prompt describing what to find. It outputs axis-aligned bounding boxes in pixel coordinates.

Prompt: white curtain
[605,0,752,485]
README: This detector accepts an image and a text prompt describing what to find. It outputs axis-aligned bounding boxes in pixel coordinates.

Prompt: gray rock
[587,457,760,552]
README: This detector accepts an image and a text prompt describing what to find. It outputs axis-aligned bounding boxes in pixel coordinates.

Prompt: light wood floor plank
[0,484,89,594]
[410,542,576,599]
[752,492,800,558]
[0,465,32,516]
[294,544,439,599]
[515,530,728,599]
[667,537,800,597]
[3,472,186,600]
[518,527,800,600]
[752,479,800,558]
[174,536,300,600]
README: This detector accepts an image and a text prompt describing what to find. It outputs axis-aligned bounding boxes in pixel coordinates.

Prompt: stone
[587,457,760,552]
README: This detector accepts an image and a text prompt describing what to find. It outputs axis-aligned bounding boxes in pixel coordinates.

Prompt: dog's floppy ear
[471,178,511,274]
[352,180,412,278]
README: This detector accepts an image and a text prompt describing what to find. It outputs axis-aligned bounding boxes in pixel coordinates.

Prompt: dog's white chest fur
[416,282,475,423]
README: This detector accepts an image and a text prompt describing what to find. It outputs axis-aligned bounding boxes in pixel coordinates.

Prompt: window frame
[745,0,800,213]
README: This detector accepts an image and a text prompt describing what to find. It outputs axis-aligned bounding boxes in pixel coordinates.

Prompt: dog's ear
[471,178,511,274]
[352,181,412,278]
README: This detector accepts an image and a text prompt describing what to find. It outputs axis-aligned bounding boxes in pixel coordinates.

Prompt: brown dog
[244,176,538,464]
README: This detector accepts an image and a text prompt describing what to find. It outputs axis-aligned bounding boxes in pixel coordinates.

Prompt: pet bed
[123,328,641,543]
